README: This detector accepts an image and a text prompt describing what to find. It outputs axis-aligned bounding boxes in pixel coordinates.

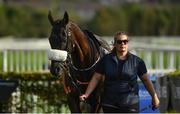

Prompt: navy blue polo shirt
[95,51,147,106]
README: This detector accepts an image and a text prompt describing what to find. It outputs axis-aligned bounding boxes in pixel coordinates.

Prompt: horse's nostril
[50,67,58,76]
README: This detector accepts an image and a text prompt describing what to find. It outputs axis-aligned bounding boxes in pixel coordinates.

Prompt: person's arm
[141,73,160,109]
[80,72,103,101]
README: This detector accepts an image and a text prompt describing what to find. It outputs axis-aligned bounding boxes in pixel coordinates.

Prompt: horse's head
[48,11,73,77]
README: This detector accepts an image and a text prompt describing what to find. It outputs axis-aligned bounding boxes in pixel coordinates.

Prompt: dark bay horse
[47,11,111,113]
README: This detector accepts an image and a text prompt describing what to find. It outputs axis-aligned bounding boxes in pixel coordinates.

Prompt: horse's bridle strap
[76,80,89,85]
[63,85,71,94]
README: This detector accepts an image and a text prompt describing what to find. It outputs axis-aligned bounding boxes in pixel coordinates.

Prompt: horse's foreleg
[67,92,81,113]
[62,74,81,113]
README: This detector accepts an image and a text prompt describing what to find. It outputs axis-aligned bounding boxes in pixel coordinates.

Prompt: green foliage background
[1,4,180,37]
[88,4,180,36]
[0,72,69,113]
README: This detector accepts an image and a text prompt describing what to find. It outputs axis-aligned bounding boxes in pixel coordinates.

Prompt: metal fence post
[3,49,7,72]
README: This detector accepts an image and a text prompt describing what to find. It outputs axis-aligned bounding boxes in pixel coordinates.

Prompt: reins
[69,55,100,72]
[60,23,102,95]
[58,59,83,95]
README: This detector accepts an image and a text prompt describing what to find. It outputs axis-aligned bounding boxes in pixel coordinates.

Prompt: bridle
[49,23,101,94]
[63,23,101,72]
[49,24,82,93]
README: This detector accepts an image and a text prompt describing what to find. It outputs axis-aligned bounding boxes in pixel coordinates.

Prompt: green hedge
[0,72,55,80]
[0,72,68,113]
[167,70,180,77]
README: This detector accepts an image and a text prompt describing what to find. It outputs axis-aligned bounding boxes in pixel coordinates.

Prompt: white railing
[130,47,180,76]
[1,49,49,72]
[0,37,180,76]
[0,38,50,72]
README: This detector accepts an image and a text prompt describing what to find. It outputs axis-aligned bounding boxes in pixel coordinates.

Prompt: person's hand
[79,94,88,101]
[152,94,160,110]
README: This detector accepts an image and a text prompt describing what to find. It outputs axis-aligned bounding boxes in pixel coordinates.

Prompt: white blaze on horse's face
[48,49,68,61]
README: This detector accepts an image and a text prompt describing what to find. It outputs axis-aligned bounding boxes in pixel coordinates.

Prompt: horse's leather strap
[76,80,89,85]
[63,85,71,94]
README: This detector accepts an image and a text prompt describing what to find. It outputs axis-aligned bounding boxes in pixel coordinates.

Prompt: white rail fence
[131,47,180,75]
[1,49,49,72]
[0,38,180,76]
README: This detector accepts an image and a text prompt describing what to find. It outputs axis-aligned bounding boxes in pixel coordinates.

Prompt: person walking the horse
[80,31,160,113]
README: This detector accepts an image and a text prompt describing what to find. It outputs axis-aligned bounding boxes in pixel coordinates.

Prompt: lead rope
[59,62,82,94]
[59,60,89,100]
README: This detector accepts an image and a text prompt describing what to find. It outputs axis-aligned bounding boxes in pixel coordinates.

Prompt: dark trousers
[102,103,139,113]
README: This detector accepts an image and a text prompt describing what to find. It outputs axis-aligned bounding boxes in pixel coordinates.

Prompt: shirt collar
[110,51,131,64]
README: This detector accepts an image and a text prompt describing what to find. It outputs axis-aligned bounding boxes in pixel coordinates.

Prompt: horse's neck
[70,23,97,67]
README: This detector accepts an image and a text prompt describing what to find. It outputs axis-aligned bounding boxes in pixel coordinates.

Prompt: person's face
[114,35,129,53]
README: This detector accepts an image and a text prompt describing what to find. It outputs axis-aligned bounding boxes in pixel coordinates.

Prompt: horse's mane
[68,22,92,61]
[69,22,111,52]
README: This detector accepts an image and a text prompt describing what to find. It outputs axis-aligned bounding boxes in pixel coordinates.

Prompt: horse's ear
[62,11,69,25]
[48,10,54,25]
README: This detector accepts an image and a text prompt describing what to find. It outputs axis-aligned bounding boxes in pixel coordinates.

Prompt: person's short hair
[111,31,129,52]
[113,31,128,43]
